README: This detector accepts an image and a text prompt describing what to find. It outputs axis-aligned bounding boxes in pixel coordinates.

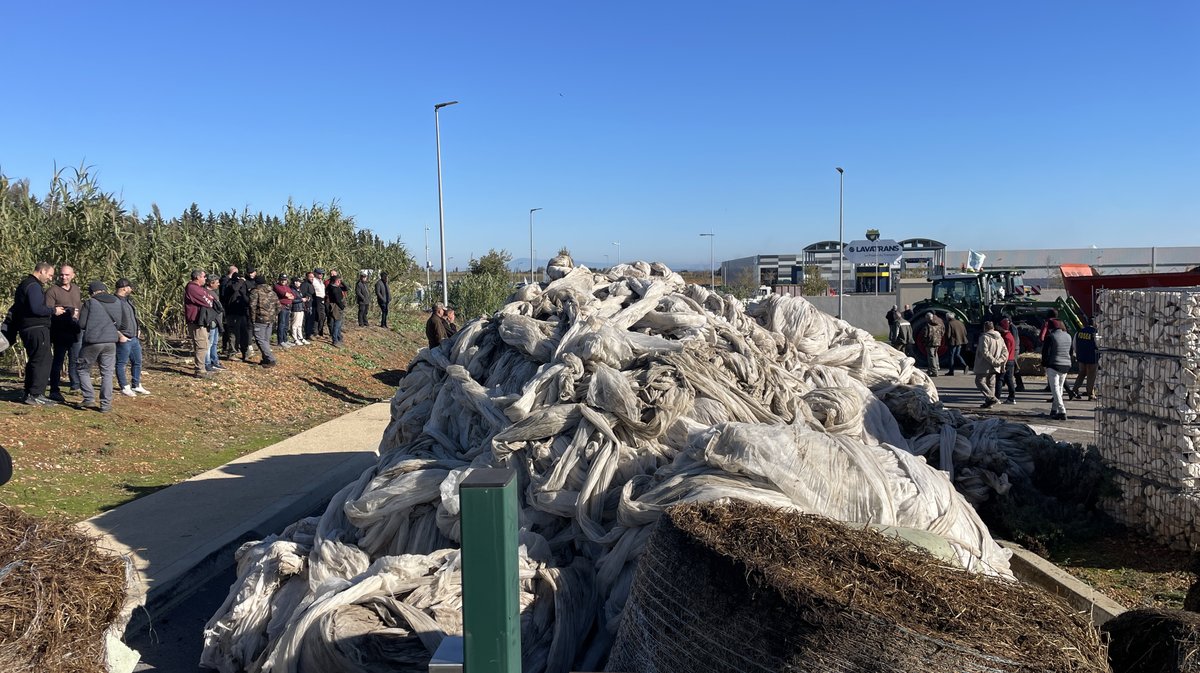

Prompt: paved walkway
[79,402,390,631]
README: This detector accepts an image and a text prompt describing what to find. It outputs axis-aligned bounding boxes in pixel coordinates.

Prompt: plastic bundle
[203,257,1022,673]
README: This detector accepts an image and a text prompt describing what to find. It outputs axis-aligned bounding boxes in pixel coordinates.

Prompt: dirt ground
[932,370,1196,610]
[0,319,423,520]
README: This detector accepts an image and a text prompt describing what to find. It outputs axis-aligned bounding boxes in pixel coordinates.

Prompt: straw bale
[0,503,129,673]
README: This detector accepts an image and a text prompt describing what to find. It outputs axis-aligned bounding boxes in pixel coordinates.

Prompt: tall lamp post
[529,208,542,284]
[613,241,621,266]
[700,232,715,289]
[836,166,844,319]
[435,100,459,306]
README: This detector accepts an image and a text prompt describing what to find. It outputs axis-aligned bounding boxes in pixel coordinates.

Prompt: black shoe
[98,406,112,414]
[47,391,67,403]
[23,395,54,406]
[262,360,277,368]
[1015,385,1026,392]
[1002,398,1016,405]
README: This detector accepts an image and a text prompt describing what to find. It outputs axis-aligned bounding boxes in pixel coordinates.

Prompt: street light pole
[836,167,844,319]
[613,241,621,266]
[529,208,542,285]
[424,224,431,288]
[435,100,459,306]
[700,232,715,289]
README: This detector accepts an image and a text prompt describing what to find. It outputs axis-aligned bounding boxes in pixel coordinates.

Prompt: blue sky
[2,1,1197,270]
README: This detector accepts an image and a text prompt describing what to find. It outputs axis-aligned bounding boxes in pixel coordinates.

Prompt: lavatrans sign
[843,239,902,265]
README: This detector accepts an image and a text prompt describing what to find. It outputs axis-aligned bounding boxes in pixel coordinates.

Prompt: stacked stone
[1096,287,1200,550]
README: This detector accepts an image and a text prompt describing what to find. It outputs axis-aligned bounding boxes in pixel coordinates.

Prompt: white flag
[967,250,986,271]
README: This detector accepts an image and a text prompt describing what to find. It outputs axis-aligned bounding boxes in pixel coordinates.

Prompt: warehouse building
[722,244,1200,293]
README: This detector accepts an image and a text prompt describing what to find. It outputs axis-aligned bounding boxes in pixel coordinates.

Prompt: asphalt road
[129,564,234,672]
[929,370,1097,445]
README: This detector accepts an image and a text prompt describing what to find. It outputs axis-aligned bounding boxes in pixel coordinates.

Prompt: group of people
[887,304,1100,420]
[7,262,150,411]
[972,314,1097,419]
[183,266,393,377]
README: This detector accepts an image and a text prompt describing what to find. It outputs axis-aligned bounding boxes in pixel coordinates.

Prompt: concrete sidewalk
[79,402,390,631]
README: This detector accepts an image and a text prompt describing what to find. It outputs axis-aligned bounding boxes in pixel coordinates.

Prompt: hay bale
[0,504,130,673]
[1101,608,1200,673]
[608,500,1108,673]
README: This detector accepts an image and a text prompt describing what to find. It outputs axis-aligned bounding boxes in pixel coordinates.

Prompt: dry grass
[0,504,127,673]
[669,500,1110,673]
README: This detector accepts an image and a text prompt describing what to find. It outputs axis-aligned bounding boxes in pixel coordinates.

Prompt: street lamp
[700,232,715,290]
[424,224,431,288]
[613,241,621,266]
[529,208,542,285]
[434,100,459,306]
[836,166,844,319]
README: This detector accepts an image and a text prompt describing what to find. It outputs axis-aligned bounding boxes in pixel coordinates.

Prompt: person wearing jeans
[203,276,226,371]
[273,274,295,347]
[114,279,150,396]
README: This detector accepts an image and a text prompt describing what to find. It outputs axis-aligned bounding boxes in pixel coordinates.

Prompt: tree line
[1,166,417,354]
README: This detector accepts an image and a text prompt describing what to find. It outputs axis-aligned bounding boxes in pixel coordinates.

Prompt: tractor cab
[927,270,1029,324]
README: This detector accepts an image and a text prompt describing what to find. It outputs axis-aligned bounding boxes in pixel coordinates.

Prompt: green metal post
[460,468,520,672]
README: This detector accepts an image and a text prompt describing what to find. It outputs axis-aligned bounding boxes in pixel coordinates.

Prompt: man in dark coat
[355,272,371,327]
[326,274,346,347]
[945,315,970,375]
[14,262,66,405]
[375,271,392,328]
[426,303,450,348]
[920,312,945,377]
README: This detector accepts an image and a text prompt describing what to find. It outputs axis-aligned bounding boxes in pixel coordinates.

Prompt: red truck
[1059,264,1200,317]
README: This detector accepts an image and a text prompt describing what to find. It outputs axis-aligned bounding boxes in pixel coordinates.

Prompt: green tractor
[909,269,1084,368]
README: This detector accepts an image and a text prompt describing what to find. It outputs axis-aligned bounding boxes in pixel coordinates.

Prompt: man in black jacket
[224,272,252,360]
[14,262,66,405]
[355,272,371,327]
[375,271,391,328]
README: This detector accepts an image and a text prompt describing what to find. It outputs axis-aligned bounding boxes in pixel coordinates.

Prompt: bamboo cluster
[1096,287,1200,357]
[0,168,417,353]
[1096,287,1200,550]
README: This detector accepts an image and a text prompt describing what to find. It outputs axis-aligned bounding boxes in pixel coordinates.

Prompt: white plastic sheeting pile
[202,259,1024,673]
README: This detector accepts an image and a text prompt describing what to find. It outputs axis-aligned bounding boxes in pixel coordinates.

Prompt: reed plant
[1,166,417,356]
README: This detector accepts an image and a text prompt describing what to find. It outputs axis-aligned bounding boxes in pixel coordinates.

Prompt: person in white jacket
[973,321,1008,409]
